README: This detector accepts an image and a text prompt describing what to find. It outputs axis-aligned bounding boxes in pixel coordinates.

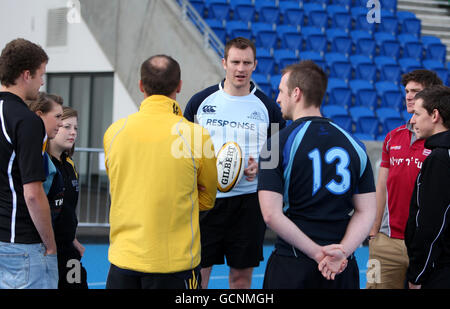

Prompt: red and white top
[379,123,430,239]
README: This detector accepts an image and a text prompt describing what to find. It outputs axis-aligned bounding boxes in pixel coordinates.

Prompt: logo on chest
[202,105,217,114]
[247,111,264,121]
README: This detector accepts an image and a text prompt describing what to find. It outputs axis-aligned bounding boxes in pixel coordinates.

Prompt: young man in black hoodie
[406,85,450,289]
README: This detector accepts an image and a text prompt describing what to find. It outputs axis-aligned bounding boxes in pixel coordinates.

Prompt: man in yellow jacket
[103,55,217,289]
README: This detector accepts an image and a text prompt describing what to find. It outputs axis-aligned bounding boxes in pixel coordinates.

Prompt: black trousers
[106,264,201,289]
[422,265,450,289]
[57,247,88,289]
[263,251,359,289]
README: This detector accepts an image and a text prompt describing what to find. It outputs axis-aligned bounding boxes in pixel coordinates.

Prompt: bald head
[140,54,181,97]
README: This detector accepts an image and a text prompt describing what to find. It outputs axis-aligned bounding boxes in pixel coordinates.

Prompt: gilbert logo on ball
[216,142,244,192]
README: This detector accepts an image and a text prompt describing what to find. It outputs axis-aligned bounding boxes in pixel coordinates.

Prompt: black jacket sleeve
[406,150,450,285]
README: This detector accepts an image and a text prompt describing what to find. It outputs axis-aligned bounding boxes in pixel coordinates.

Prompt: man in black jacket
[406,85,450,289]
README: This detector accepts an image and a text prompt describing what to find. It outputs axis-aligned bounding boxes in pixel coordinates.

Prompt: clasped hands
[314,244,348,280]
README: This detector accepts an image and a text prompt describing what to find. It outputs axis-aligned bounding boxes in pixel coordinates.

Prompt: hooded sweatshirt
[405,130,450,285]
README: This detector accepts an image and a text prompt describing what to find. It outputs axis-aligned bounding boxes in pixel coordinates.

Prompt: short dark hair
[282,60,328,108]
[401,69,443,88]
[0,38,49,87]
[224,37,256,61]
[415,85,450,129]
[140,55,180,97]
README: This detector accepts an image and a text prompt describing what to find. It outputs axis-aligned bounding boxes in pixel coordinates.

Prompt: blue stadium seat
[327,77,348,91]
[425,43,447,64]
[278,2,304,26]
[252,73,271,96]
[376,106,402,128]
[350,7,366,20]
[332,0,352,10]
[309,0,330,5]
[379,63,402,85]
[376,107,405,134]
[308,9,328,30]
[255,48,275,75]
[325,52,352,81]
[270,74,282,98]
[256,47,271,57]
[302,27,327,54]
[400,17,421,37]
[349,79,373,96]
[398,34,424,61]
[322,104,348,118]
[396,11,417,22]
[299,50,326,69]
[355,63,377,84]
[329,87,352,108]
[351,30,376,58]
[349,105,379,137]
[354,14,375,34]
[356,116,380,139]
[205,0,230,20]
[423,59,445,70]
[226,20,251,39]
[383,0,397,14]
[327,4,348,18]
[377,15,399,36]
[435,68,449,86]
[397,11,420,37]
[273,49,298,72]
[301,27,328,53]
[375,82,403,111]
[349,79,378,110]
[325,52,348,66]
[230,0,255,23]
[374,56,397,70]
[205,18,226,42]
[331,12,351,32]
[327,28,352,56]
[189,0,206,17]
[354,133,376,141]
[326,78,352,108]
[355,88,379,110]
[303,3,325,16]
[277,25,302,51]
[349,54,373,70]
[382,117,405,134]
[421,35,442,46]
[398,57,422,74]
[255,0,280,24]
[374,32,401,60]
[331,115,353,132]
[252,22,277,49]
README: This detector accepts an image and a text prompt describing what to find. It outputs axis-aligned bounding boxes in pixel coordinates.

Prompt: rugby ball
[216,142,244,193]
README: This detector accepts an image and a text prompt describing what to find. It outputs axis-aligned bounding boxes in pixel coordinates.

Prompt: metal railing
[176,0,225,57]
[72,147,110,227]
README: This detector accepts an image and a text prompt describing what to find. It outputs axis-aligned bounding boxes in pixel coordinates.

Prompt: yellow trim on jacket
[103,95,217,273]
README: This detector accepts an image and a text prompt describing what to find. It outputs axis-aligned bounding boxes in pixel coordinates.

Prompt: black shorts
[263,251,360,289]
[106,264,201,289]
[200,192,266,269]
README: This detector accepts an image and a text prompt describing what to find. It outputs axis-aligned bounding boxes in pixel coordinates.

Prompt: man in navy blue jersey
[258,61,376,288]
[184,37,285,288]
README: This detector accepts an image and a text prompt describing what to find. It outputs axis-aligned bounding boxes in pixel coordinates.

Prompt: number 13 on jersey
[308,147,351,196]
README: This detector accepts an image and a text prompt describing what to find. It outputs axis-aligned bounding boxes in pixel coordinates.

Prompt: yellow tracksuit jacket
[103,95,217,273]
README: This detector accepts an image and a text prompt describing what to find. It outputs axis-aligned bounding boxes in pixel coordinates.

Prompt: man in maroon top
[366,70,443,289]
